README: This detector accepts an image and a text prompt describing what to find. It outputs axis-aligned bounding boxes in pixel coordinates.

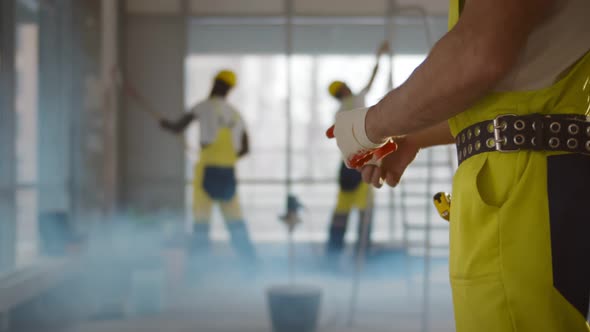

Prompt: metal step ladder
[398,144,456,254]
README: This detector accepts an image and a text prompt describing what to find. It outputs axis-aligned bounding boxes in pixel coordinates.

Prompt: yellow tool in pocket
[433,192,451,221]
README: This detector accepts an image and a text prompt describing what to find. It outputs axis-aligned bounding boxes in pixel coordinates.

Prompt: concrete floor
[62,244,455,332]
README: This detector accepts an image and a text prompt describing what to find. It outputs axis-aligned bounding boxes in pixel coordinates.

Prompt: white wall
[121,16,186,212]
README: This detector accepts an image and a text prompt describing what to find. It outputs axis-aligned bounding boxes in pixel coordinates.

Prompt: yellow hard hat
[328,80,345,97]
[215,70,237,87]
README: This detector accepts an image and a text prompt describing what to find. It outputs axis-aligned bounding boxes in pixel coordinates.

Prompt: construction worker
[325,41,389,260]
[160,70,256,272]
[327,0,590,331]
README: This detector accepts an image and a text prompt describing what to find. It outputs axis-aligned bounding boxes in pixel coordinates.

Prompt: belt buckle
[493,114,519,152]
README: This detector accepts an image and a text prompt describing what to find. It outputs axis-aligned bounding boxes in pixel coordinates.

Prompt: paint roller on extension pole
[346,36,395,328]
[346,0,395,321]
[111,66,196,153]
[386,20,394,91]
[111,66,163,121]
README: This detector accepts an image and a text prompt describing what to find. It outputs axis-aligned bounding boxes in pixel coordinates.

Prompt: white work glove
[326,107,397,169]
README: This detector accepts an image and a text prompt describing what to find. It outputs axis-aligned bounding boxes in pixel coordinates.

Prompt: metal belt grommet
[514,119,526,131]
[568,123,580,135]
[495,136,507,151]
[514,134,525,145]
[550,122,561,133]
[487,122,495,133]
[567,138,579,149]
[486,138,495,148]
[549,137,560,148]
[474,126,481,136]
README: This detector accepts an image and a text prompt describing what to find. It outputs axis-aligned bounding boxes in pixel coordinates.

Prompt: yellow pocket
[451,275,514,332]
[475,152,530,208]
[450,155,501,280]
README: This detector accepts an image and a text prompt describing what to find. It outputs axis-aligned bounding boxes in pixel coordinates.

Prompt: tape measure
[433,192,451,222]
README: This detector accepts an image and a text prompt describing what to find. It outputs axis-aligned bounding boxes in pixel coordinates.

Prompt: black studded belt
[456,113,590,165]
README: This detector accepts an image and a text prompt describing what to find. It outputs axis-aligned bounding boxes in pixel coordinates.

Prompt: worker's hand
[377,41,390,57]
[326,107,398,169]
[159,119,173,130]
[360,136,419,188]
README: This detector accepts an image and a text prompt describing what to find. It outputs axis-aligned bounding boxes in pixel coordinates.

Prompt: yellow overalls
[190,103,256,266]
[193,108,242,224]
[448,1,590,331]
[334,170,373,214]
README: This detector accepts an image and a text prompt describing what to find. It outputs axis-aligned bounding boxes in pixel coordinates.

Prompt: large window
[184,54,288,240]
[185,17,454,247]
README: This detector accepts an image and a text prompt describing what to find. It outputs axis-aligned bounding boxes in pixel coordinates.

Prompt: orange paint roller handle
[326,125,335,139]
[374,139,398,160]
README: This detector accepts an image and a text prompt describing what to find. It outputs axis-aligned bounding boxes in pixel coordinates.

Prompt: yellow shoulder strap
[448,0,463,30]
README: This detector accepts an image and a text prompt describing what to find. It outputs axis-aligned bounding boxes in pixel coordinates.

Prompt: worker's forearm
[365,0,554,142]
[164,124,185,134]
[367,34,509,141]
[406,121,454,149]
[162,113,194,133]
